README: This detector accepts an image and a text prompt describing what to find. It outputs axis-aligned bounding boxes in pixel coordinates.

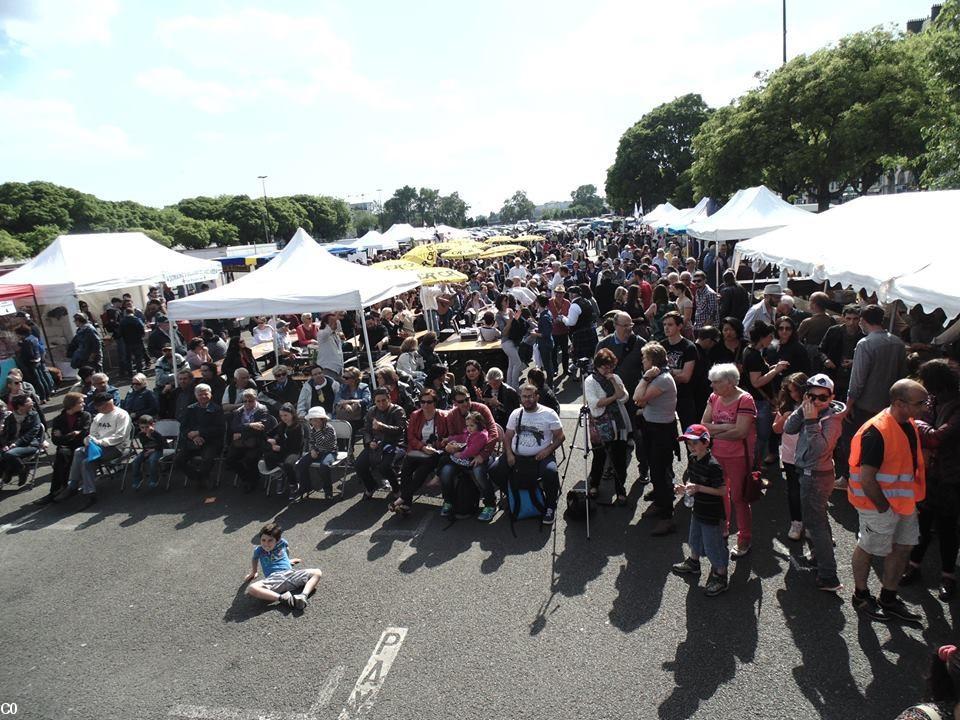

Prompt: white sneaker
[833,476,849,491]
[788,521,803,541]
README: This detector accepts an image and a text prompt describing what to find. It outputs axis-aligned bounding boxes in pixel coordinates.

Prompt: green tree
[352,210,379,235]
[414,188,440,225]
[206,219,240,247]
[569,184,605,216]
[606,93,711,213]
[223,195,276,245]
[437,192,469,226]
[176,196,229,221]
[0,229,30,259]
[18,224,62,255]
[921,0,960,187]
[127,227,173,247]
[171,217,211,250]
[267,197,311,240]
[499,190,535,223]
[383,186,418,226]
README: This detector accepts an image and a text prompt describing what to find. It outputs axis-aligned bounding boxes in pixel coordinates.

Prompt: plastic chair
[319,419,356,498]
[154,419,181,491]
[258,459,284,496]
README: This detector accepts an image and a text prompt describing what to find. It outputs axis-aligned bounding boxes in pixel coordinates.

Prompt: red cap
[678,424,711,443]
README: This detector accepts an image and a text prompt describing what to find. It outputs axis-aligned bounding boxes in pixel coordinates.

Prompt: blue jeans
[489,454,560,510]
[800,469,838,577]
[689,516,727,570]
[131,450,160,486]
[1,446,38,477]
[537,340,555,386]
[439,458,496,507]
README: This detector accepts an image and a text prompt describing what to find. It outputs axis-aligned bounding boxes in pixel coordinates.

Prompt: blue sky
[0,0,935,216]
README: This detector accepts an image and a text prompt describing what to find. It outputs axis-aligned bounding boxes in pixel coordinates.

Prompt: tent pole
[271,314,279,366]
[358,302,377,389]
[30,290,55,366]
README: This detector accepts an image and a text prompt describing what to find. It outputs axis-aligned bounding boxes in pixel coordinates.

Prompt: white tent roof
[0,232,222,305]
[433,224,471,239]
[687,186,813,242]
[381,223,435,243]
[345,230,399,252]
[734,190,960,317]
[166,228,421,320]
[642,202,678,225]
[666,196,713,233]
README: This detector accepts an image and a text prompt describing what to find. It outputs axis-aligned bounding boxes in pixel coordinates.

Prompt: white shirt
[90,407,131,447]
[562,301,582,327]
[420,285,444,312]
[507,266,529,281]
[506,405,562,457]
[742,300,776,336]
[252,325,276,344]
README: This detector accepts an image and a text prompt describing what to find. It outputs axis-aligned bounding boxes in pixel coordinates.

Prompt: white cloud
[1,0,119,54]
[140,9,403,113]
[0,95,138,157]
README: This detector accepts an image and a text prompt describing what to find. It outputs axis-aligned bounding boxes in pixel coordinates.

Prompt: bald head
[890,378,928,420]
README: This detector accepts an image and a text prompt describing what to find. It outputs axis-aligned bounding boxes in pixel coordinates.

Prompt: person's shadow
[658,566,762,719]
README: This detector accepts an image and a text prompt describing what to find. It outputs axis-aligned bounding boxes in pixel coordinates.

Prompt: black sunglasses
[806,392,830,402]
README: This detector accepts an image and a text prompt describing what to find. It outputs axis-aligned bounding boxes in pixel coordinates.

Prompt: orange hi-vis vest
[848,409,925,513]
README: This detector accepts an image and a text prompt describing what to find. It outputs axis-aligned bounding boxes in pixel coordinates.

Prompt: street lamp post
[257,175,271,246]
[376,188,383,231]
[782,0,787,65]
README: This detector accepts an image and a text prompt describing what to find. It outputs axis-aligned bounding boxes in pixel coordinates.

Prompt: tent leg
[358,303,377,389]
[271,314,279,366]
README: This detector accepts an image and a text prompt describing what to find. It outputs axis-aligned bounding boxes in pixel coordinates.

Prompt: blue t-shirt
[253,538,292,576]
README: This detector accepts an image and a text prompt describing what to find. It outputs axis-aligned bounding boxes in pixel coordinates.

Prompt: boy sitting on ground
[671,424,729,596]
[244,522,322,610]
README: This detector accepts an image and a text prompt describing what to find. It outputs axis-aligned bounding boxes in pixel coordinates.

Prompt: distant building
[350,201,377,213]
[906,4,942,33]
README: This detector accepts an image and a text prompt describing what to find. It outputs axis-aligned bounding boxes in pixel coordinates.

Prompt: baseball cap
[806,373,835,392]
[678,424,711,443]
[306,406,328,420]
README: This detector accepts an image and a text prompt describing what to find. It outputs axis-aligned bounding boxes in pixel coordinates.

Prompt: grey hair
[486,367,503,382]
[91,372,108,383]
[234,367,250,379]
[132,373,148,384]
[241,388,258,399]
[779,295,795,307]
[194,383,211,395]
[707,362,740,385]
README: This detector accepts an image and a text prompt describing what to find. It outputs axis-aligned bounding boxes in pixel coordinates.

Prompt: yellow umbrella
[478,244,529,259]
[374,260,467,286]
[512,234,543,243]
[441,243,486,260]
[416,266,468,286]
[372,259,422,272]
[402,245,439,266]
[484,235,518,244]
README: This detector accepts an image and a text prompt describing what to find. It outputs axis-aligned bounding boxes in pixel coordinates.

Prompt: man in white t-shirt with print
[490,384,565,524]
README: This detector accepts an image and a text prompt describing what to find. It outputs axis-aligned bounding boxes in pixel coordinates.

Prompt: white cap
[763,284,783,296]
[306,406,328,420]
[806,373,835,392]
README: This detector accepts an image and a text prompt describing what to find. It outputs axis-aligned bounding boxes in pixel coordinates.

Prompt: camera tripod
[560,357,597,539]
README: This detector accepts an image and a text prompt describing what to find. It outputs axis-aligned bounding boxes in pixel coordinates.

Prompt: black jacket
[261,379,302,417]
[1,410,44,448]
[51,410,91,450]
[179,402,226,446]
[267,421,305,457]
[719,284,750,322]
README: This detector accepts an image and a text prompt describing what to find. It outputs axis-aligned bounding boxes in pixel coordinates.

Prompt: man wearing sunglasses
[783,374,846,592]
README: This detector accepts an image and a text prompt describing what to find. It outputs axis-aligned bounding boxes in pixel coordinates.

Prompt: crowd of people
[3,229,960,641]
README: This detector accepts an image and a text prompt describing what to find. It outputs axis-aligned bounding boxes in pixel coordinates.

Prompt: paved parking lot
[0,395,947,720]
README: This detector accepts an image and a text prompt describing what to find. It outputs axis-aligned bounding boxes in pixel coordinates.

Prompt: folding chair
[258,459,284,496]
[320,419,356,498]
[153,419,181,491]
[99,424,137,488]
[24,426,51,489]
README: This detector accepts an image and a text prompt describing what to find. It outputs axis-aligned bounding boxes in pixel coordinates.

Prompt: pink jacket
[447,429,490,461]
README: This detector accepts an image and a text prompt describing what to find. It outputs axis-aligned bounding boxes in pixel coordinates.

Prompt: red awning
[0,284,36,302]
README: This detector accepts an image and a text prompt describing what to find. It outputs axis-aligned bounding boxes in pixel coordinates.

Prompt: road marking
[168,664,345,720]
[337,627,408,720]
[309,664,346,714]
[0,518,82,533]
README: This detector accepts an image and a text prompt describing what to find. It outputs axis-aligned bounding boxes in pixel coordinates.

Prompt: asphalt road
[0,381,949,720]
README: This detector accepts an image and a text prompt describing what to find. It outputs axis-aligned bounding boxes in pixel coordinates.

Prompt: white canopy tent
[381,223,436,244]
[344,230,399,253]
[666,196,714,234]
[733,190,960,318]
[167,228,421,378]
[0,231,222,306]
[642,202,678,226]
[687,186,813,243]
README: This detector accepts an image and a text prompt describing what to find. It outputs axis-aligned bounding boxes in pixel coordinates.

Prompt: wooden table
[435,334,501,354]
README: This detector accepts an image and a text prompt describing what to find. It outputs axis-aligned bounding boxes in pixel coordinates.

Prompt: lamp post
[782,0,787,65]
[257,175,271,246]
[376,188,383,231]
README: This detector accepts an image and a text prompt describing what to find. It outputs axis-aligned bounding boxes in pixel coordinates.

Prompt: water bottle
[684,489,695,508]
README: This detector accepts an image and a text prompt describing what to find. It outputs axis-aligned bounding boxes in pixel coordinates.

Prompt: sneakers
[279,591,296,608]
[787,521,803,541]
[477,506,496,523]
[879,596,923,624]
[940,577,957,602]
[815,574,843,592]
[542,508,556,525]
[852,592,891,622]
[730,545,752,560]
[79,494,97,510]
[439,502,453,517]
[292,593,308,610]
[833,476,849,491]
[704,571,729,597]
[671,557,701,575]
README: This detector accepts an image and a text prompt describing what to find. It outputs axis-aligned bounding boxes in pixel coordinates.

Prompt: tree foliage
[605,93,711,213]
[382,186,470,227]
[499,190,536,223]
[0,180,356,258]
[921,0,960,187]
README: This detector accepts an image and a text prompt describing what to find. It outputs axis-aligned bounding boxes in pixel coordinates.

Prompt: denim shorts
[689,515,727,569]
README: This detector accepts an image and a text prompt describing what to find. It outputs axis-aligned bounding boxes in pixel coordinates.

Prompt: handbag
[335,400,363,422]
[741,436,767,503]
[589,410,617,445]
